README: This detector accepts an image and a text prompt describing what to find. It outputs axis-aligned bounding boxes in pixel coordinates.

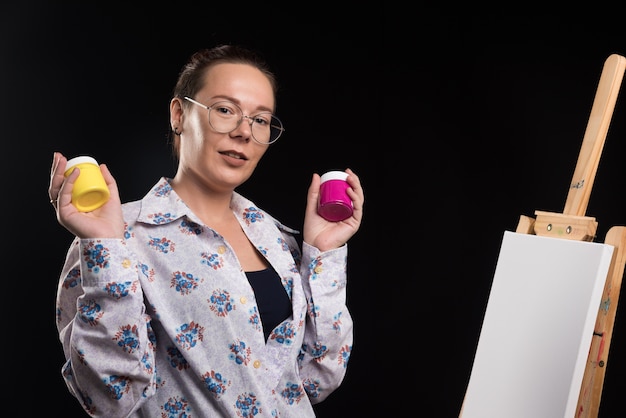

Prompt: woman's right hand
[49,152,125,239]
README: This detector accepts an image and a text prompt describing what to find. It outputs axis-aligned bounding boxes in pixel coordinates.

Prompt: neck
[170,175,235,224]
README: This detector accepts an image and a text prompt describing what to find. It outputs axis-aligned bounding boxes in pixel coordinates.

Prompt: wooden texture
[576,227,626,417]
[563,54,626,216]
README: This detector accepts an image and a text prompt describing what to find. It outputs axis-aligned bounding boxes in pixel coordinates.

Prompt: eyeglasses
[184,96,285,144]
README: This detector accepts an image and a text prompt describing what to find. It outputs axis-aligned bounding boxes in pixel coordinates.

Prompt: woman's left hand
[303,168,364,252]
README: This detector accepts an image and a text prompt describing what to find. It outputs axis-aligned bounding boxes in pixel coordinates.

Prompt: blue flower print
[234,391,261,417]
[308,257,323,281]
[309,341,329,361]
[242,207,264,226]
[201,370,231,399]
[175,321,205,350]
[166,346,190,371]
[148,212,176,225]
[228,340,252,366]
[82,241,110,273]
[170,271,203,295]
[339,344,352,368]
[152,181,172,197]
[208,289,235,317]
[280,382,304,406]
[78,299,103,326]
[104,281,137,299]
[161,396,192,417]
[269,322,296,346]
[200,252,223,270]
[247,306,262,332]
[180,219,203,235]
[139,263,155,282]
[148,236,176,253]
[113,324,140,354]
[103,375,131,400]
[62,267,81,290]
[302,378,322,399]
[332,311,343,333]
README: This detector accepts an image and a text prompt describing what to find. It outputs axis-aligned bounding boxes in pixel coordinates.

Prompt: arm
[52,152,153,415]
[297,242,353,403]
[294,168,363,402]
[57,237,157,417]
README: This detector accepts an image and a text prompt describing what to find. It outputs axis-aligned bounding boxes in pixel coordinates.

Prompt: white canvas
[461,231,614,418]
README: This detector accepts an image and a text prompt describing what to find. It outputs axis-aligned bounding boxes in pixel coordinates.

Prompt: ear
[170,97,184,130]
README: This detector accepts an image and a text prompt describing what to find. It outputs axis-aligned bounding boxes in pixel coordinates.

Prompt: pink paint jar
[318,170,353,222]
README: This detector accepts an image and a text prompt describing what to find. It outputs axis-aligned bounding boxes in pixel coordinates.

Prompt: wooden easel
[515,54,626,417]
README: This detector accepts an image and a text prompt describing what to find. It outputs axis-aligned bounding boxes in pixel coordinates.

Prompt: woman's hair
[172,44,278,105]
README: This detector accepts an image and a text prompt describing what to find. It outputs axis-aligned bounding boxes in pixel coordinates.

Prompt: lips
[219,151,248,160]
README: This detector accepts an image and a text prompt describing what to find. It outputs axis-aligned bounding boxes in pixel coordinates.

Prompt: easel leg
[576,226,626,417]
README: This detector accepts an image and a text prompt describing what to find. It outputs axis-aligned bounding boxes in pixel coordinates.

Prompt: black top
[245,268,292,342]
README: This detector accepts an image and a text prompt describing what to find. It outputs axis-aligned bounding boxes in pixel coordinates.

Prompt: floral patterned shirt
[56,177,353,418]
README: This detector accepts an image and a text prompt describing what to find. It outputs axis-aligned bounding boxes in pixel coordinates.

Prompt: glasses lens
[250,113,284,144]
[207,101,284,144]
[208,101,242,133]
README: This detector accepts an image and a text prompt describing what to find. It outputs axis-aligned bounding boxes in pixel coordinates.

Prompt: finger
[48,152,60,199]
[344,169,364,210]
[57,166,79,209]
[99,164,121,204]
[48,152,68,201]
[50,152,59,178]
[305,173,321,215]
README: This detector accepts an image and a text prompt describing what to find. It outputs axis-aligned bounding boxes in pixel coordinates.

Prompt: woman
[49,44,364,417]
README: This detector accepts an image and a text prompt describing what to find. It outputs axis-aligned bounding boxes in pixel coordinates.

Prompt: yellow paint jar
[64,156,110,212]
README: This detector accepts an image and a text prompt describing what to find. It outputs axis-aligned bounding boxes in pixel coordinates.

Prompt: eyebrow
[206,95,274,114]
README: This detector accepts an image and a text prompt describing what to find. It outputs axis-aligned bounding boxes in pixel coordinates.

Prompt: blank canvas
[461,231,614,418]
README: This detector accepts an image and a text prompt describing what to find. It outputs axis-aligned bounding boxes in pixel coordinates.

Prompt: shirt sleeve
[56,237,157,417]
[297,241,353,403]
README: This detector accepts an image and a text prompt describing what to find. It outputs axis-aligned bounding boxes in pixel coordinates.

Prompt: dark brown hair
[172,44,278,105]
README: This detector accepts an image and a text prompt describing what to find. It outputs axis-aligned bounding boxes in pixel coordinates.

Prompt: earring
[173,127,181,136]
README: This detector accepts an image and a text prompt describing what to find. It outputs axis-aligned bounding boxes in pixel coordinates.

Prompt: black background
[3,5,626,417]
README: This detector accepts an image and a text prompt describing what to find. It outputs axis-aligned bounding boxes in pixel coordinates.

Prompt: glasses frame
[183,96,285,145]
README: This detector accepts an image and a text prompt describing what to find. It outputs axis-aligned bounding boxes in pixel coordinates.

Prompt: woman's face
[174,62,276,193]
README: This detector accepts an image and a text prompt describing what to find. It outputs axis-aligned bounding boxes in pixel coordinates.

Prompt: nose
[229,116,253,142]
[242,115,255,126]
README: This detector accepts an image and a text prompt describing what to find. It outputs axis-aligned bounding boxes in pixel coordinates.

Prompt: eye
[253,113,272,126]
[212,102,239,117]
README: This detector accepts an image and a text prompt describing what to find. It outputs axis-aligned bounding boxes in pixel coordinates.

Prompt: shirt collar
[135,177,298,235]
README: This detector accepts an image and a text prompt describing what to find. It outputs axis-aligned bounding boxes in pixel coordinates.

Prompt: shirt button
[217,245,226,254]
[240,296,247,304]
[122,259,132,268]
[253,360,261,369]
[314,266,323,274]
